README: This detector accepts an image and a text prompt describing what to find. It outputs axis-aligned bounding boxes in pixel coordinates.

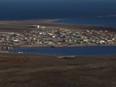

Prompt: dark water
[0,0,116,26]
[56,17,116,26]
[9,46,116,56]
[1,0,116,56]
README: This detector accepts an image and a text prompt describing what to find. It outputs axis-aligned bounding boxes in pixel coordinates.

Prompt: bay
[9,46,116,56]
[0,0,116,26]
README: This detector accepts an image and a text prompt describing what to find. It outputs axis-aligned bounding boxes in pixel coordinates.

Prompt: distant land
[0,20,116,48]
[0,20,115,56]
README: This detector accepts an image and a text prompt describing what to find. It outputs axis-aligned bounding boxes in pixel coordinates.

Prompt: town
[0,25,116,50]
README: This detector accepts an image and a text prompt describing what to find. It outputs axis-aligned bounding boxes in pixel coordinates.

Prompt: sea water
[0,0,116,26]
[9,46,116,56]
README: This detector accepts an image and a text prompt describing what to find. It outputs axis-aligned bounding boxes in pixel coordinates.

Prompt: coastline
[0,19,116,31]
[18,44,116,48]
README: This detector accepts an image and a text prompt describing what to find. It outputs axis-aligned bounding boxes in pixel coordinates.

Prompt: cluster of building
[0,25,116,49]
[0,32,23,50]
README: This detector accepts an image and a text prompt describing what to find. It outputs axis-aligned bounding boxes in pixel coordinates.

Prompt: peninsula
[0,20,116,50]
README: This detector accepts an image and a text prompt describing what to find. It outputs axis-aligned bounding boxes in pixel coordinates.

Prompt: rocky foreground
[0,53,116,87]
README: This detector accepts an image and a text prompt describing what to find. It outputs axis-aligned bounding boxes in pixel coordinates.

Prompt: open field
[0,53,116,87]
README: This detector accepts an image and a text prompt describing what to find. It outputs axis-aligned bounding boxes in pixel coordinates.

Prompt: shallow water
[9,46,116,56]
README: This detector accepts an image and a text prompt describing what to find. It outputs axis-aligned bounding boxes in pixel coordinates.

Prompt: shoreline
[18,44,116,48]
[0,18,116,27]
[0,19,116,32]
